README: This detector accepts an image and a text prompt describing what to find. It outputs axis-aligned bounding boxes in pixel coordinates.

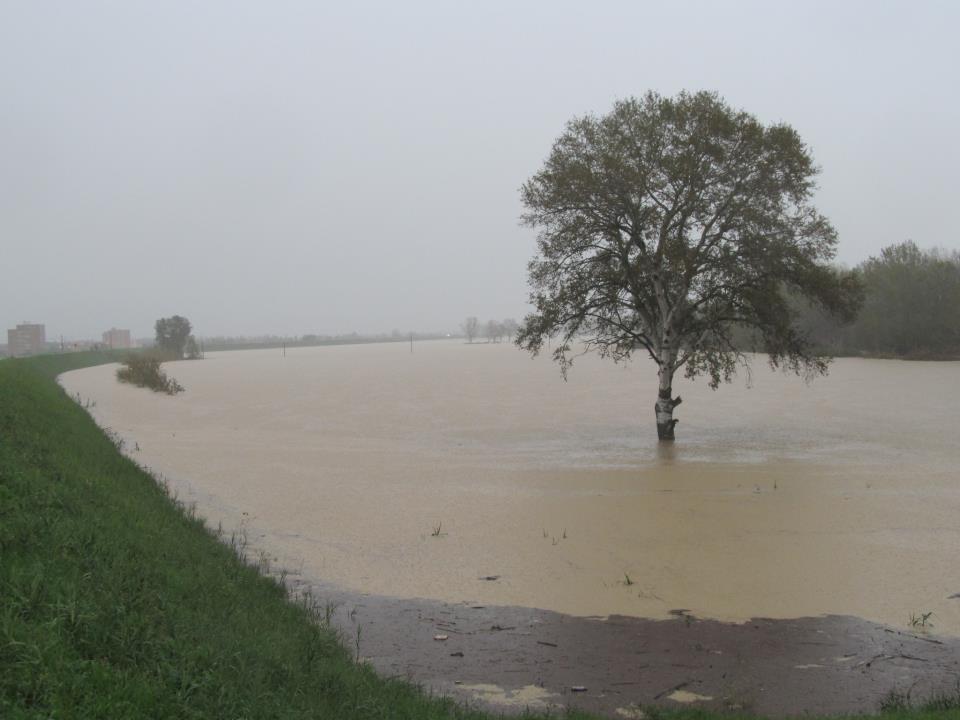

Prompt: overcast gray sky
[2,0,958,340]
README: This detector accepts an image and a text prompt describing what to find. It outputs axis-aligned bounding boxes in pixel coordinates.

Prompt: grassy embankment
[1,351,957,719]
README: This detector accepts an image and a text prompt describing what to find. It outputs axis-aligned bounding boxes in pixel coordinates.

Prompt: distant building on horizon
[102,327,133,349]
[7,322,46,357]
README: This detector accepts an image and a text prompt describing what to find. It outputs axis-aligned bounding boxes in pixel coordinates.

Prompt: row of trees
[794,242,960,358]
[461,317,519,344]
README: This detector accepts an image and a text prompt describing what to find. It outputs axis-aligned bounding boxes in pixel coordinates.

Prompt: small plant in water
[623,573,634,586]
[431,521,442,537]
[909,611,934,628]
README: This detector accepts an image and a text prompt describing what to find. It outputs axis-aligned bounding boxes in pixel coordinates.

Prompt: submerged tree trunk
[655,390,682,441]
[655,356,682,441]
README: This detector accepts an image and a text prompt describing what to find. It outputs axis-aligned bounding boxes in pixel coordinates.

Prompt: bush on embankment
[0,351,956,720]
[116,353,184,394]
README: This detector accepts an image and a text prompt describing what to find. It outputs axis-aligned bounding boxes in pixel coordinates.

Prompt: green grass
[1,351,958,719]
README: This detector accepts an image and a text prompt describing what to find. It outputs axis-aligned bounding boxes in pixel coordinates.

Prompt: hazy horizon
[3,1,958,341]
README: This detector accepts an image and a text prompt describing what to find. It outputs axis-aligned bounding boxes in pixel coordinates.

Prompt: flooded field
[61,340,960,635]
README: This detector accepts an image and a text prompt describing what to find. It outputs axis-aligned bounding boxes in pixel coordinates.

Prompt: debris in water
[450,651,464,657]
[571,685,588,692]
[480,575,500,581]
[434,634,448,641]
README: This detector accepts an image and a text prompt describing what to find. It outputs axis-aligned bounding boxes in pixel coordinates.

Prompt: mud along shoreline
[295,575,960,718]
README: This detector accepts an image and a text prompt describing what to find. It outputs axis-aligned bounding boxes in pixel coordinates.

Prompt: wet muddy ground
[292,574,960,717]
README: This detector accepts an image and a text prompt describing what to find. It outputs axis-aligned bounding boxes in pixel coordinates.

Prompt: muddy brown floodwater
[60,340,960,716]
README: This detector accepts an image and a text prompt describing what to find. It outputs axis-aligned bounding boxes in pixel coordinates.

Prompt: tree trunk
[655,358,682,441]
[655,390,681,441]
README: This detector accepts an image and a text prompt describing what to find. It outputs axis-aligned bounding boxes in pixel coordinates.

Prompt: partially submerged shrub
[116,354,184,394]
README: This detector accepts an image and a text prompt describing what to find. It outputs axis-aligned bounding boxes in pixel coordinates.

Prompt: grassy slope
[1,352,956,720]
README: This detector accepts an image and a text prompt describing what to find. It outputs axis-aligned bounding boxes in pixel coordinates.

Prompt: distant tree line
[461,317,519,343]
[198,331,450,353]
[791,242,960,359]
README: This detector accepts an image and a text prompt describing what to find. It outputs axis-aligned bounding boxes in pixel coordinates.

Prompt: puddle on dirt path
[61,340,960,635]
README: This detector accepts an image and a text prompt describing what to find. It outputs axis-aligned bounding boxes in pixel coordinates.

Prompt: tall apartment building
[7,322,46,357]
[102,327,132,349]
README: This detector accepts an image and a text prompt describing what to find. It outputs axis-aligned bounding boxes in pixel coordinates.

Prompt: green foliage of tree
[855,242,960,356]
[154,315,192,360]
[516,91,861,441]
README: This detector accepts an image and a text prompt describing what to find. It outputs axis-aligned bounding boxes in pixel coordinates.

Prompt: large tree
[516,91,861,441]
[155,315,193,360]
